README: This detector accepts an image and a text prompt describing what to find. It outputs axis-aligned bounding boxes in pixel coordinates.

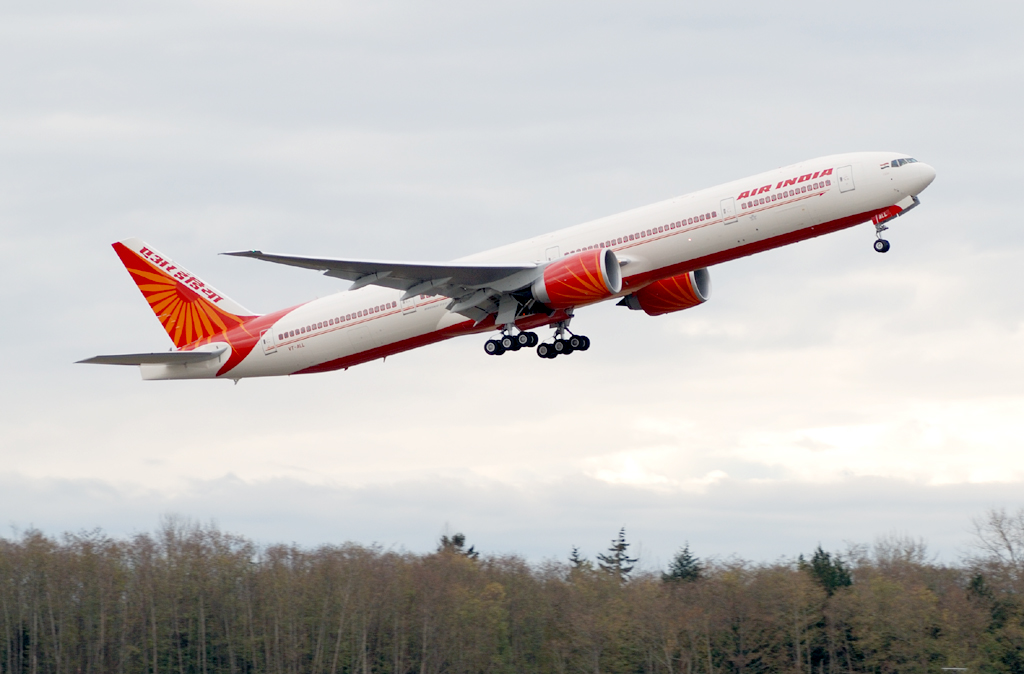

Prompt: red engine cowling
[629,268,711,316]
[532,248,622,309]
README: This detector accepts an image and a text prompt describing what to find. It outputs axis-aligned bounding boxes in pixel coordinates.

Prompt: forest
[1,510,1022,674]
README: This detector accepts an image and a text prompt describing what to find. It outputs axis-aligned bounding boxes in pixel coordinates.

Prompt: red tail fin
[112,238,258,348]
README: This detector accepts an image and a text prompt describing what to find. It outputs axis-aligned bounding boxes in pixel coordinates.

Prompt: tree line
[1,509,1022,674]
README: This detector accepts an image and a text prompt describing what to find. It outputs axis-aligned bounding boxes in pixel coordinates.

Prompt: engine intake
[532,248,622,309]
[623,268,711,316]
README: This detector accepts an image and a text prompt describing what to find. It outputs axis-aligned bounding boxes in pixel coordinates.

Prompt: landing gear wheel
[874,239,890,253]
[578,336,591,351]
[500,335,520,351]
[537,342,556,359]
[554,339,573,355]
[484,339,505,356]
[517,331,538,348]
[569,335,583,350]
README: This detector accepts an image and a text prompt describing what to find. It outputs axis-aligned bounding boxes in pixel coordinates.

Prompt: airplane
[78,152,936,381]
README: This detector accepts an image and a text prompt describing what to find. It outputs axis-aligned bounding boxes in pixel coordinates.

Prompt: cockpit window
[890,158,919,168]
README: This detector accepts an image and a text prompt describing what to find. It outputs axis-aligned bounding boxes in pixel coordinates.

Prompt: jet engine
[621,268,711,316]
[532,248,622,309]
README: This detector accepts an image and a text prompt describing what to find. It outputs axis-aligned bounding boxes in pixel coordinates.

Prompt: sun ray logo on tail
[112,239,258,349]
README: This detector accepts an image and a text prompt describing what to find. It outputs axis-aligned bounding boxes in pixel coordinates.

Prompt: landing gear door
[837,165,855,193]
[260,329,277,355]
[720,197,738,224]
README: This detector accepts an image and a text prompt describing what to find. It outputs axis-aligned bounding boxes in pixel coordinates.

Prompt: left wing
[223,250,545,320]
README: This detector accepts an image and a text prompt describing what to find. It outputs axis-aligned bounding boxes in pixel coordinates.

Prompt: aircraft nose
[907,162,936,195]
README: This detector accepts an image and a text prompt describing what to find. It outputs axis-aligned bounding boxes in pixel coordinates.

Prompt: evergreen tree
[597,527,638,581]
[438,532,479,559]
[799,545,851,595]
[569,545,592,569]
[662,543,702,583]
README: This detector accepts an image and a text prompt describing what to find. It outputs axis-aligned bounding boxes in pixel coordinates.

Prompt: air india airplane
[79,152,936,381]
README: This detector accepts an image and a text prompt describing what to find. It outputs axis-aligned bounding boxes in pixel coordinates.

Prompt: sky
[1,0,1022,568]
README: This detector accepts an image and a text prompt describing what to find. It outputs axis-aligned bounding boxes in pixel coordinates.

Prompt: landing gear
[485,326,537,356]
[873,219,891,253]
[485,321,591,359]
[535,320,591,359]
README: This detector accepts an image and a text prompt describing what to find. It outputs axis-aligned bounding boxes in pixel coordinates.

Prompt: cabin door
[837,165,856,193]
[720,197,738,224]
[260,329,277,355]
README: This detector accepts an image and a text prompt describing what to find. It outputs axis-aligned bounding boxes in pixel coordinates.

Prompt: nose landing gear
[873,220,891,253]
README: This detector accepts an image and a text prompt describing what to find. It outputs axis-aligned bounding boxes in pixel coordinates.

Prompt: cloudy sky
[1,0,1021,567]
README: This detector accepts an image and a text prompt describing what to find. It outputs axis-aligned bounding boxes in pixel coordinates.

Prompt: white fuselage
[142,151,935,380]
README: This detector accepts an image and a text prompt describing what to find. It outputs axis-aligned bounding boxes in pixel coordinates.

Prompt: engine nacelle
[622,268,711,316]
[532,248,622,309]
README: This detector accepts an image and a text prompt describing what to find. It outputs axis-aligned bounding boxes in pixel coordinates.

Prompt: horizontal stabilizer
[77,348,226,366]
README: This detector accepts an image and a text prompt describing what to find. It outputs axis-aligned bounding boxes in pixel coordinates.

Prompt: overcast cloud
[1,0,1022,565]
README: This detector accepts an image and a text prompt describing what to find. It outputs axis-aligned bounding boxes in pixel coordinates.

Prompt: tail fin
[112,238,258,348]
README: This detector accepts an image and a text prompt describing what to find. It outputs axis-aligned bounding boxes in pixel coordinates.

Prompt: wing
[223,250,545,321]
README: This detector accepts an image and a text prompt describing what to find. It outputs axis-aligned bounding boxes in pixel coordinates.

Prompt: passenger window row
[741,180,831,210]
[566,210,719,256]
[278,300,398,341]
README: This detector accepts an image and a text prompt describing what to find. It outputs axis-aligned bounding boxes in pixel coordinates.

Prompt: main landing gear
[483,321,591,359]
